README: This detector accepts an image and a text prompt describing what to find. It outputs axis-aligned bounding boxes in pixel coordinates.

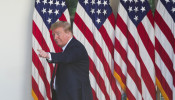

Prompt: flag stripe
[62,9,71,23]
[114,40,142,99]
[114,26,128,78]
[116,14,142,93]
[146,11,154,27]
[75,3,114,66]
[126,74,142,100]
[103,18,115,45]
[89,58,110,100]
[32,62,47,99]
[137,22,156,99]
[107,14,115,29]
[114,27,128,86]
[32,23,54,76]
[137,21,155,67]
[141,79,152,100]
[155,10,174,52]
[92,88,99,100]
[120,6,155,99]
[126,86,136,100]
[33,8,55,52]
[140,12,155,53]
[156,1,175,33]
[32,35,54,84]
[129,31,155,99]
[58,13,67,22]
[155,38,173,75]
[155,50,173,89]
[155,23,174,61]
[32,49,51,100]
[33,21,50,52]
[155,0,174,99]
[32,77,44,100]
[89,72,106,100]
[155,64,172,98]
[141,16,154,47]
[99,25,114,56]
[114,1,155,99]
[115,16,142,98]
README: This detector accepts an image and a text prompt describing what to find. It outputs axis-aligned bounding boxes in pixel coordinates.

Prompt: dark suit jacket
[49,38,93,100]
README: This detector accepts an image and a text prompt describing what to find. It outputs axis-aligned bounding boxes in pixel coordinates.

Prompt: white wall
[0,0,118,100]
[0,0,34,100]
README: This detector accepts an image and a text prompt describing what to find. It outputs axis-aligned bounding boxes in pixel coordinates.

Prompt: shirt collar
[62,37,73,51]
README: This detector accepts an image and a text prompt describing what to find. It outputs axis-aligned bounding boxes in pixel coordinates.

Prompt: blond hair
[50,21,72,33]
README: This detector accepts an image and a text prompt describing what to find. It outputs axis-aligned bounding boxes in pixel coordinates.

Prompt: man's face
[52,27,70,47]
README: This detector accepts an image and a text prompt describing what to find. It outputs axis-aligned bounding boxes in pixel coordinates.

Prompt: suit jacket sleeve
[48,45,87,63]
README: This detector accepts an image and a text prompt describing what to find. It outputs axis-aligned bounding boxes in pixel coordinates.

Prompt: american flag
[113,0,156,99]
[73,0,122,100]
[32,0,70,100]
[154,0,175,99]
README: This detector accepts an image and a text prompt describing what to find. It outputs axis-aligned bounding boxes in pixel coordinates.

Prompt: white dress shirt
[48,37,73,89]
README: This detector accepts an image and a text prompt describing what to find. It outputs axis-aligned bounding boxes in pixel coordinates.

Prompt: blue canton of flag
[79,0,112,29]
[161,0,175,22]
[120,0,150,26]
[35,0,67,29]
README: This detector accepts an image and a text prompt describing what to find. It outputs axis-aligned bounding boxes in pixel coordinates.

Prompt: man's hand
[37,49,49,59]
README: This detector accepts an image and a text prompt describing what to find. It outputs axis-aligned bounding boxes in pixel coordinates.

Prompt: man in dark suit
[38,21,93,100]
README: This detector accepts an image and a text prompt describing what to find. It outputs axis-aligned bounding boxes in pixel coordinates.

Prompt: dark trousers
[52,89,57,100]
